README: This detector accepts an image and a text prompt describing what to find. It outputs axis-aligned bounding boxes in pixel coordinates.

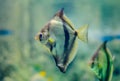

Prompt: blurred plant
[30,71,52,81]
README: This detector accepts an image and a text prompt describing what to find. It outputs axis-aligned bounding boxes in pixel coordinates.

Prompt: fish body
[89,41,114,81]
[35,8,88,72]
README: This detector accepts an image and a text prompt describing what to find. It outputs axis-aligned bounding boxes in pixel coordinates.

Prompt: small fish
[101,35,120,42]
[35,8,88,73]
[0,29,12,36]
[89,41,114,81]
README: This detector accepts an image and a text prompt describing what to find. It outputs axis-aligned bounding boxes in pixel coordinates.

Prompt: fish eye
[40,34,42,38]
[39,34,43,41]
[91,62,95,68]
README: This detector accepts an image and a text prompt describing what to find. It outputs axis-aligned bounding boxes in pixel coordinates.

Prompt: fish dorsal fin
[54,8,64,17]
[62,14,75,31]
[54,8,76,31]
[77,24,88,42]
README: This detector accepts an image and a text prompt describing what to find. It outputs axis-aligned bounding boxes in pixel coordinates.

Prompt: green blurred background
[0,0,120,81]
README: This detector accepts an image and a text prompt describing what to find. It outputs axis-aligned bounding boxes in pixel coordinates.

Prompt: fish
[35,8,88,73]
[101,35,120,42]
[89,41,114,81]
[0,29,12,36]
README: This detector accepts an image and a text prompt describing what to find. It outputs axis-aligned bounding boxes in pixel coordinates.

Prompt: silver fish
[35,8,88,73]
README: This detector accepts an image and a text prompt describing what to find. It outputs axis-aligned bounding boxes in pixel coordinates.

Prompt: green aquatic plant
[89,41,114,81]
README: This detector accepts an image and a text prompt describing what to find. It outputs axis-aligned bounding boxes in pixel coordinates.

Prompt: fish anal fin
[57,63,66,73]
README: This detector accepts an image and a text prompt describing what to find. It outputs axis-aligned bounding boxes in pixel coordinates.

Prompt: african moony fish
[35,8,88,73]
[89,41,114,81]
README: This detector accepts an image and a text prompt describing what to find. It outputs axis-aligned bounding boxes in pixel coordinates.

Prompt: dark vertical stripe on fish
[63,24,70,52]
[104,42,111,81]
[50,44,53,52]
[99,41,111,81]
[63,33,77,65]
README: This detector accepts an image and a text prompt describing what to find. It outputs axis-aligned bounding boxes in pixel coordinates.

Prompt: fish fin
[56,8,76,31]
[77,24,89,42]
[62,15,75,31]
[54,8,64,17]
[57,8,75,31]
[48,37,55,45]
[57,63,66,73]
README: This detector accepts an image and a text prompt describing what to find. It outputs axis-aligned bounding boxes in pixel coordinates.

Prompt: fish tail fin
[76,24,89,42]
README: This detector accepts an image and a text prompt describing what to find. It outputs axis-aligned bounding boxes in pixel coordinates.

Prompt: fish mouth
[34,35,39,40]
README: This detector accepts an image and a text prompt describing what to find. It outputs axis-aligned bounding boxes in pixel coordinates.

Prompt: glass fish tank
[0,0,120,81]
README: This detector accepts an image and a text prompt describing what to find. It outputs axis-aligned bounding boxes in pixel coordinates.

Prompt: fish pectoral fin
[77,24,89,42]
[48,37,55,45]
